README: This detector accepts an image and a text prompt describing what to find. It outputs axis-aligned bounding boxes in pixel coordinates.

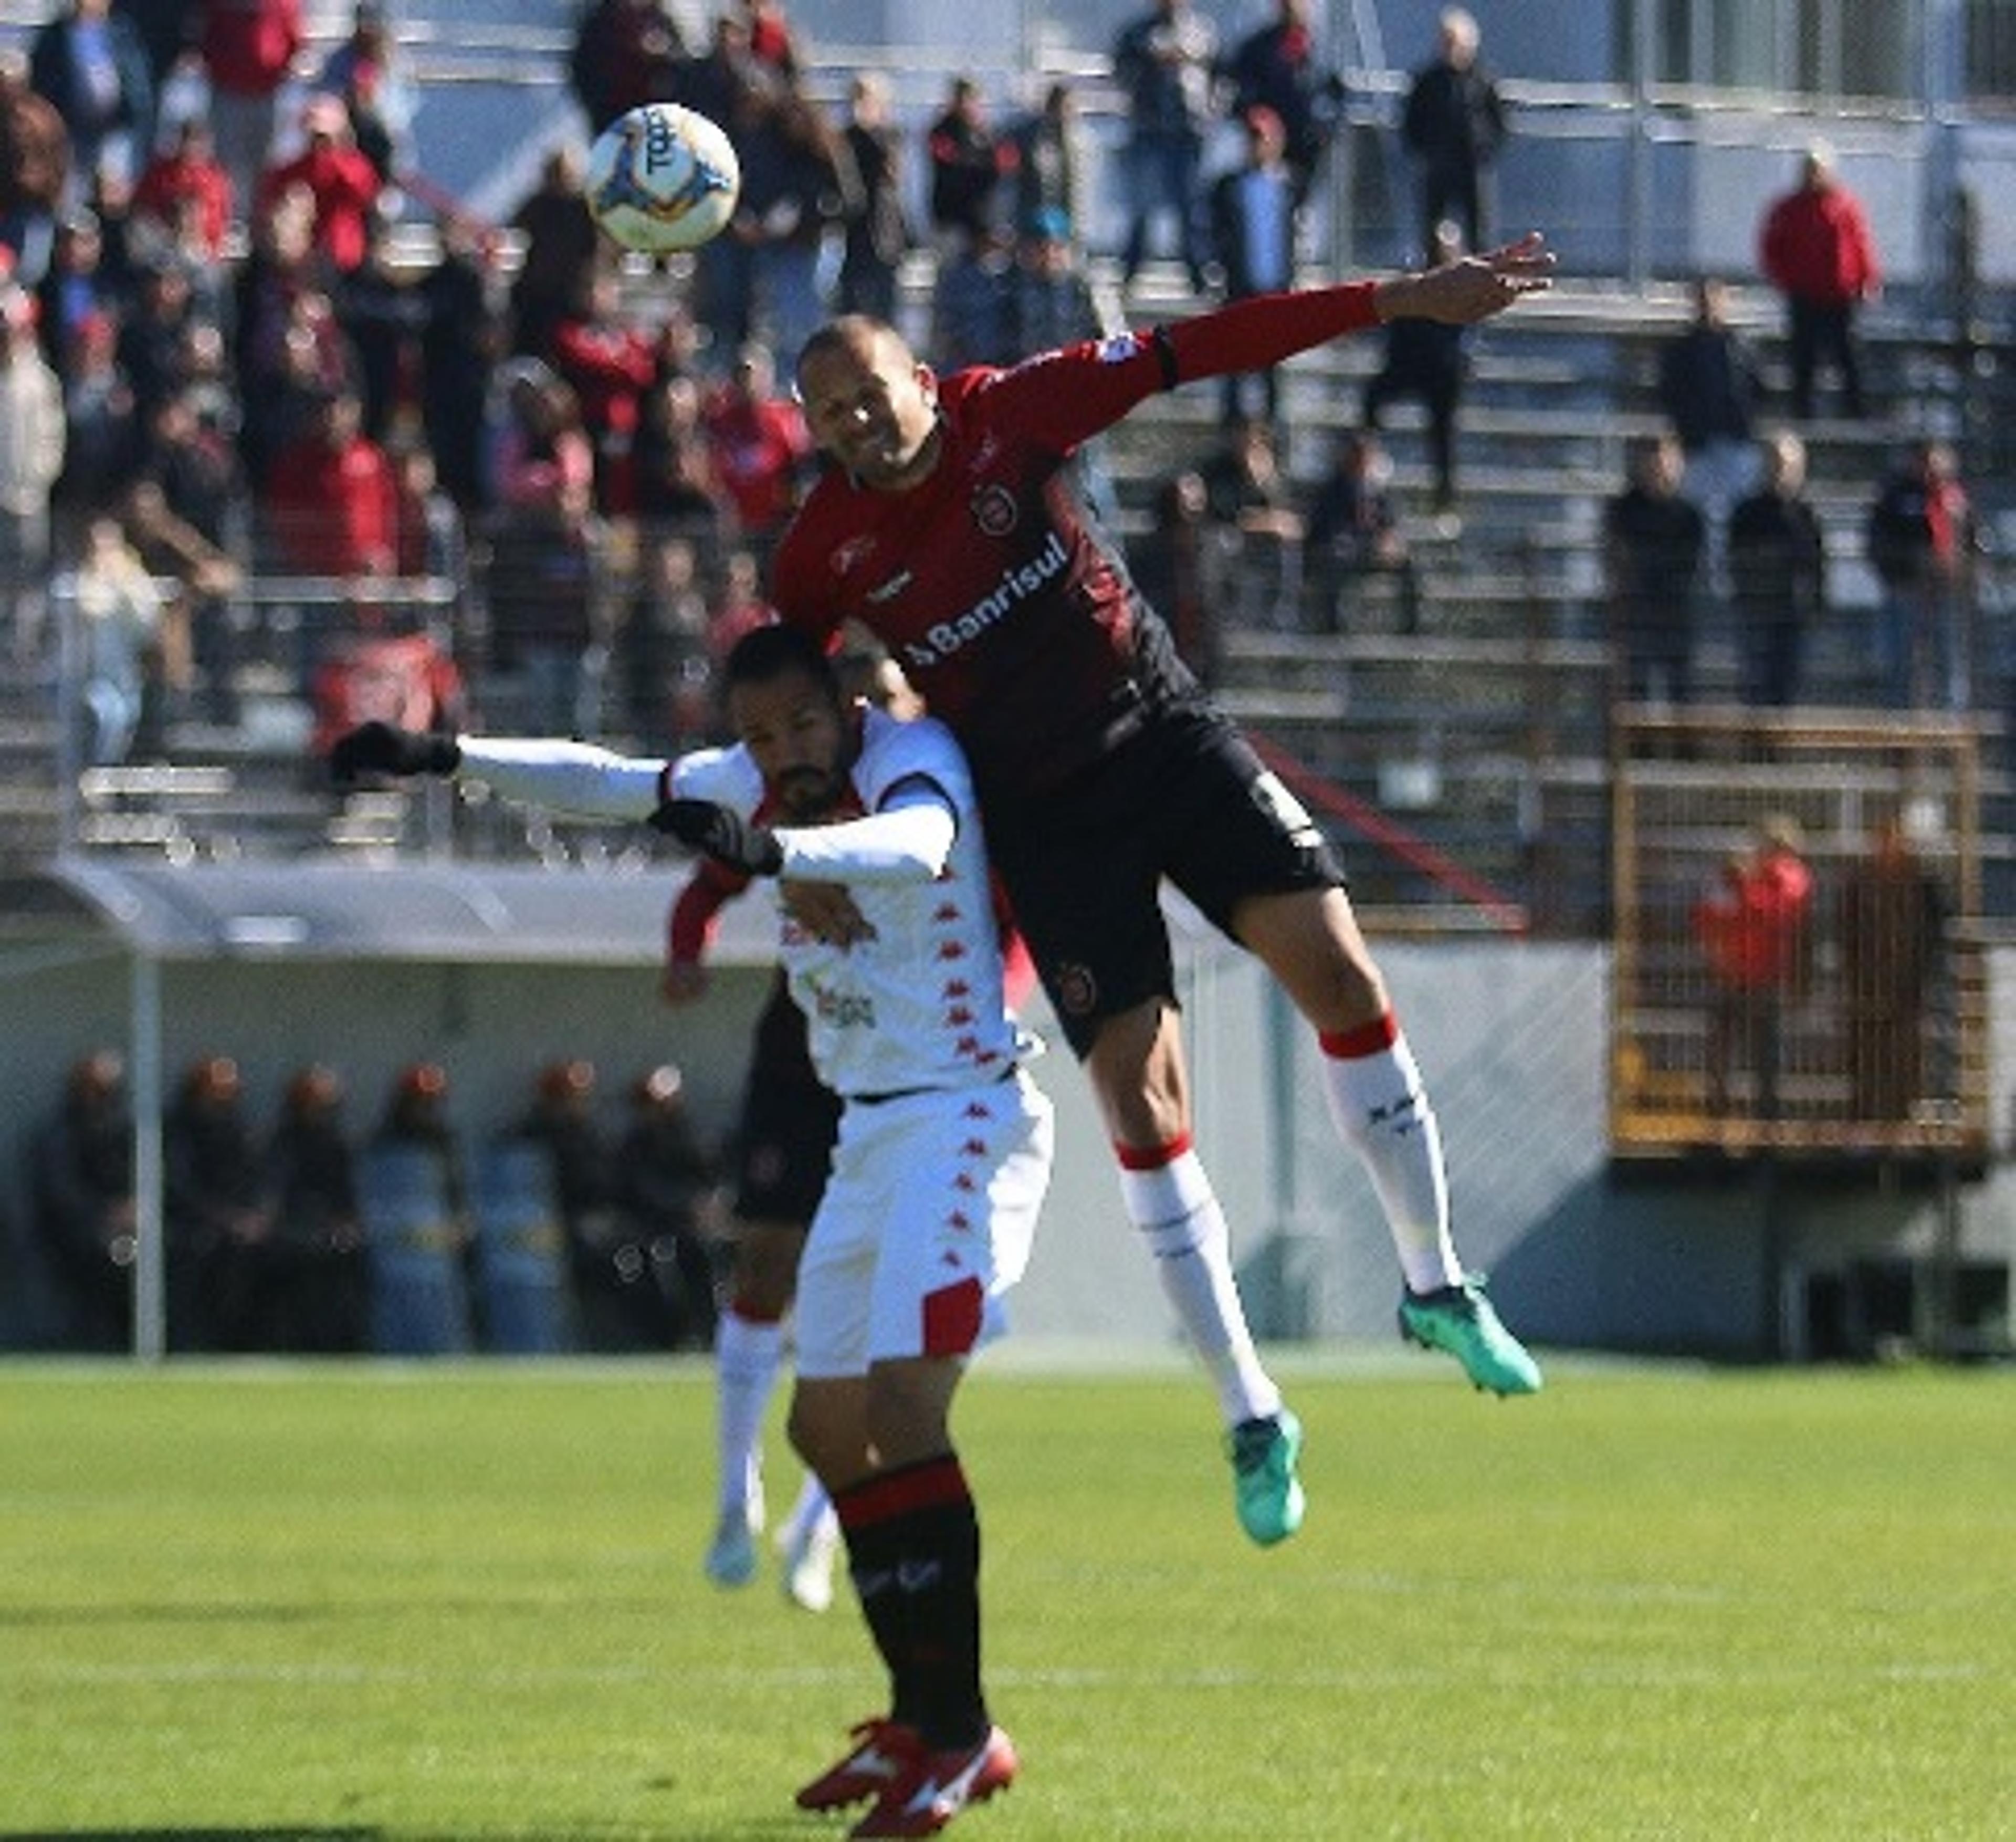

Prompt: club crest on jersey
[830,536,874,578]
[1051,961,1098,1016]
[970,484,1018,538]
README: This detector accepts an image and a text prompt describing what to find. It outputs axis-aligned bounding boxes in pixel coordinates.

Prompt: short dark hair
[721,622,840,701]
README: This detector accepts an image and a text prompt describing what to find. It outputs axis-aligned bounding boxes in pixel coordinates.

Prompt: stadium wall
[3,915,2011,1360]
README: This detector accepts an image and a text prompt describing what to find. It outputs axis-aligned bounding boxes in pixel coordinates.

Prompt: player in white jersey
[333,625,1049,1838]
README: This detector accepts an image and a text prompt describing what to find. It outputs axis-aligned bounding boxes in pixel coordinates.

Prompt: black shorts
[731,972,842,1225]
[982,699,1343,1059]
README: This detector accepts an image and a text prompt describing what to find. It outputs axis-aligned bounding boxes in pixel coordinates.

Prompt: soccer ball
[585,102,741,255]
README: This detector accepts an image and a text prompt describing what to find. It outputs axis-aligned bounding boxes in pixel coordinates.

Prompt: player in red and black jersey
[773,235,1556,1546]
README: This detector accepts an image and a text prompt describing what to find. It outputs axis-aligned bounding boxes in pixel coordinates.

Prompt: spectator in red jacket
[550,266,658,518]
[258,94,381,275]
[200,0,304,221]
[700,339,810,556]
[1758,142,1881,421]
[1692,817,1813,1122]
[132,116,234,260]
[264,383,397,578]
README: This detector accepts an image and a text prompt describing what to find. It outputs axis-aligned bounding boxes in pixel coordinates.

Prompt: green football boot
[1398,1275,1544,1396]
[1228,1408,1305,1546]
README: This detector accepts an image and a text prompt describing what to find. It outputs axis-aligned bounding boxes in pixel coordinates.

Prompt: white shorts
[793,1070,1054,1382]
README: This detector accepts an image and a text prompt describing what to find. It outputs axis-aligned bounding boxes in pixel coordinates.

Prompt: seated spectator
[35,207,123,377]
[1007,206,1098,360]
[29,1049,135,1350]
[261,1065,369,1353]
[130,116,233,265]
[1200,414,1304,630]
[257,93,382,276]
[390,439,466,587]
[116,249,204,424]
[69,510,167,762]
[1303,429,1420,634]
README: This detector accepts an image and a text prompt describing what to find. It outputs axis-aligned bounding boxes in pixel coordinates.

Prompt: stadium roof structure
[36,855,781,965]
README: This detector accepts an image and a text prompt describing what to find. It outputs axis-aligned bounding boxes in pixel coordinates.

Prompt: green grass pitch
[3,1354,2014,1840]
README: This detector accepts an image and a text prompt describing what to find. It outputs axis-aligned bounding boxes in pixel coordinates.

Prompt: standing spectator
[1692,819,1812,1123]
[28,0,153,203]
[504,1058,631,1348]
[928,225,1013,372]
[1866,437,1976,710]
[0,50,71,287]
[550,263,658,518]
[30,1050,135,1349]
[1126,466,1221,683]
[35,206,125,378]
[332,208,426,445]
[569,0,688,137]
[163,1053,274,1351]
[1604,430,1705,706]
[507,146,599,363]
[706,544,774,661]
[610,1062,723,1350]
[55,309,141,531]
[1838,809,1949,1126]
[1111,0,1217,298]
[257,93,383,276]
[618,528,714,742]
[485,362,601,732]
[0,285,66,665]
[1657,276,1761,592]
[1360,217,1469,516]
[701,341,810,557]
[1209,106,1298,430]
[69,509,166,763]
[835,71,909,323]
[389,438,465,585]
[117,248,203,424]
[925,72,1014,252]
[736,0,801,81]
[1758,143,1881,421]
[740,81,847,380]
[1399,7,1505,262]
[1199,414,1303,630]
[1303,428,1420,634]
[198,0,305,224]
[262,384,397,579]
[1006,80,1085,251]
[634,369,730,558]
[1221,0,1345,216]
[131,115,233,263]
[1727,430,1825,708]
[416,217,504,512]
[309,1,417,189]
[262,1064,368,1353]
[1006,206,1099,360]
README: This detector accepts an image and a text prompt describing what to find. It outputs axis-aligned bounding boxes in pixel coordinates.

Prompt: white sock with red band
[715,1305,785,1523]
[1318,1013,1463,1295]
[1117,1134,1283,1428]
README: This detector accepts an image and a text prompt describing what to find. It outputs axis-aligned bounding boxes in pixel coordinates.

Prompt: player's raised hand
[650,797,786,877]
[330,721,461,784]
[1374,230,1555,326]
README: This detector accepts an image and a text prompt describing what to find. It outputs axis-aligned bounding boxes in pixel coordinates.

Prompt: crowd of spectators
[24,1046,726,1355]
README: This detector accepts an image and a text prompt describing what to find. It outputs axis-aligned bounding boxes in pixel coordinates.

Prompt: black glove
[650,797,785,876]
[330,721,461,784]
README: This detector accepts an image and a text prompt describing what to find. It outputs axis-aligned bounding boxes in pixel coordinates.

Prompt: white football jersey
[672,708,1032,1102]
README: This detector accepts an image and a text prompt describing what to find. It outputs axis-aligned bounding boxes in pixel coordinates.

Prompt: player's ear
[916,361,938,404]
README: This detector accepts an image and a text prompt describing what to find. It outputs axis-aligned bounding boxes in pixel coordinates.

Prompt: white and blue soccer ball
[585,101,741,255]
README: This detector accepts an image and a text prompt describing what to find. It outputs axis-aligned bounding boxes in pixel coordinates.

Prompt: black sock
[836,1453,988,1750]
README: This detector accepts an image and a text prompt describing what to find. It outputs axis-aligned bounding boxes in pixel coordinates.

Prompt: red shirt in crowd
[1760,181,1881,308]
